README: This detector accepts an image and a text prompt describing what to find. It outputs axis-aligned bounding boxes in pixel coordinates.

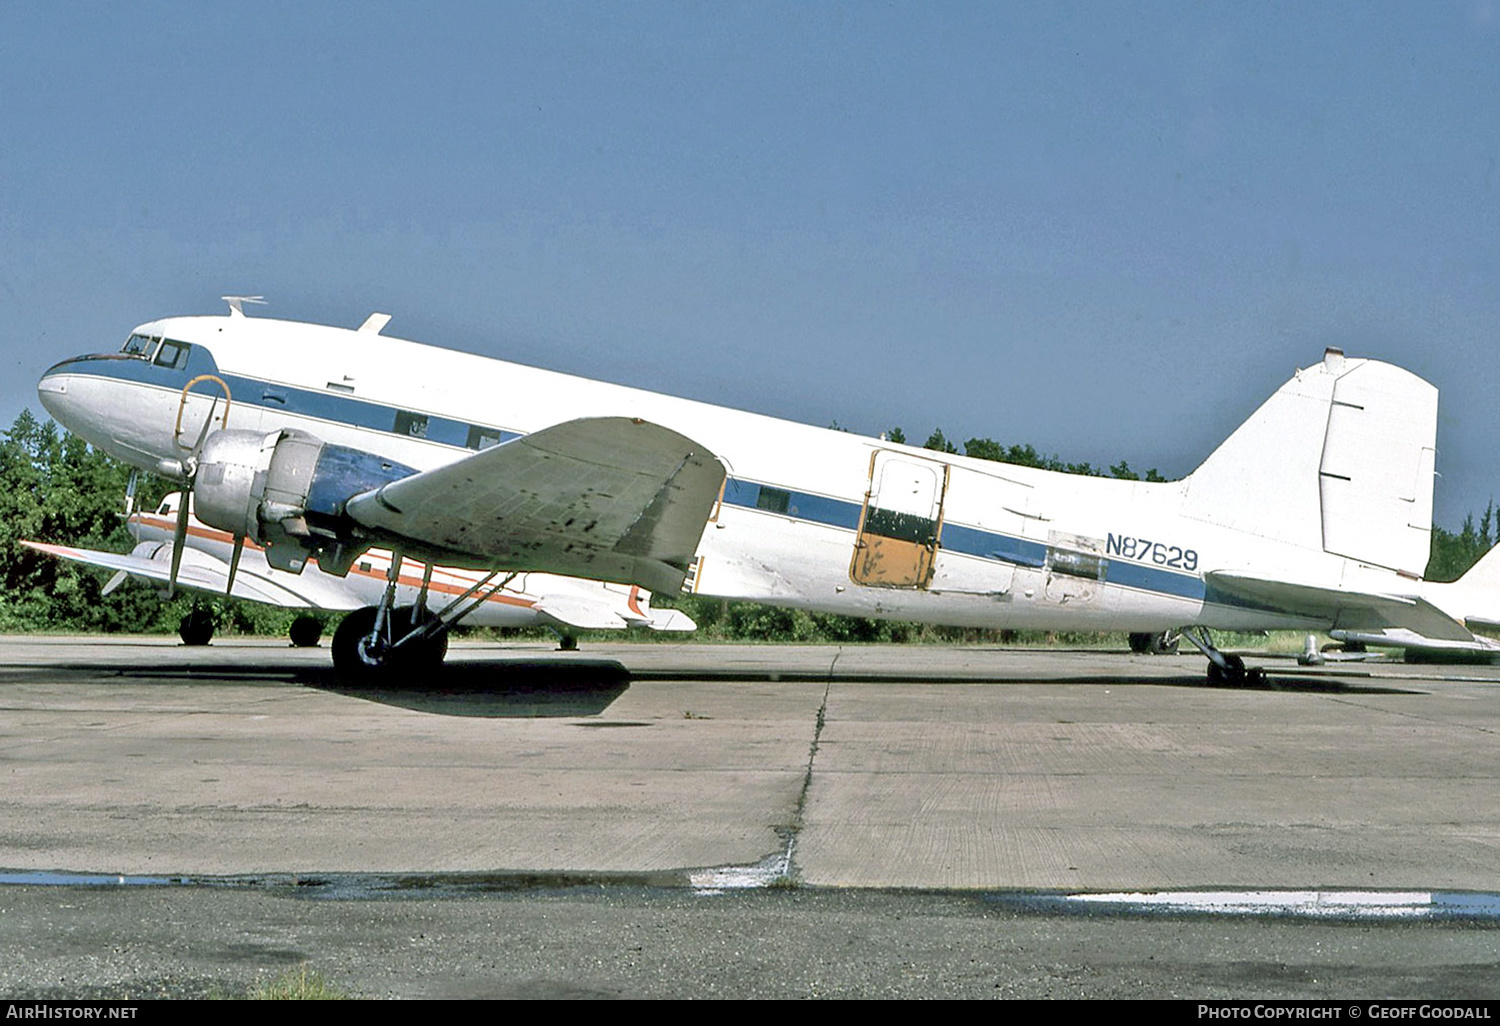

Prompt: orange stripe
[134,514,537,608]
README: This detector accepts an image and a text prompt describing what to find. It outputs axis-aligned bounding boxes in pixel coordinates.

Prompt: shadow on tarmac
[0,652,1432,708]
[312,658,633,717]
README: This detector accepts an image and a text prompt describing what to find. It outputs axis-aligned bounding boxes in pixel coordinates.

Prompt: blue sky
[3,2,1497,527]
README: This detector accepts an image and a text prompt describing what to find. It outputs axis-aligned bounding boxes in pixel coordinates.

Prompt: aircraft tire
[332,606,448,680]
[392,606,449,673]
[178,608,215,647]
[332,606,383,679]
[288,615,324,648]
[1206,654,1246,686]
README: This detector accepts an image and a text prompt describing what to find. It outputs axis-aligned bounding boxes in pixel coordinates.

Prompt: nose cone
[35,355,118,453]
[36,361,76,424]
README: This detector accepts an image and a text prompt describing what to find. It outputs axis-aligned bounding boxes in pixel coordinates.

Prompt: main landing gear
[330,553,512,681]
[331,604,449,676]
[1179,626,1266,686]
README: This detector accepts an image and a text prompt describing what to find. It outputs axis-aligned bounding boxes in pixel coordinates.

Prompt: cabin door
[850,451,948,589]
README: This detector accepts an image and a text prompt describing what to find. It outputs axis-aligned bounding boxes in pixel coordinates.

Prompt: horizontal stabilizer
[531,598,630,631]
[346,417,725,593]
[1331,627,1500,656]
[530,595,697,632]
[641,608,697,632]
[21,540,360,609]
[1207,570,1473,642]
[1455,543,1500,591]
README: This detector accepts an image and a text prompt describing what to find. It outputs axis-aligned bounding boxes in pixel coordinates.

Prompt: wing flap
[345,417,725,593]
[1207,570,1475,642]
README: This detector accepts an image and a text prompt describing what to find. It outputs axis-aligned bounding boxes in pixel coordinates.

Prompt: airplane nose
[36,357,96,433]
[36,366,72,421]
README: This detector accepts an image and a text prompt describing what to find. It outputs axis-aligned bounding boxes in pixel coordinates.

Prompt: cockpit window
[121,334,155,357]
[153,340,188,369]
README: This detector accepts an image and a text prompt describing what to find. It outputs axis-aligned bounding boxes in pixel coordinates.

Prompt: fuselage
[38,310,1414,634]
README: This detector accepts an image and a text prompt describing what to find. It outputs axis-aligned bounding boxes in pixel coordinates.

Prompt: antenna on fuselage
[222,295,267,317]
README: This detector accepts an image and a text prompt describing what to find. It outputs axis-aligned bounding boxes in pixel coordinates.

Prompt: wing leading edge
[345,417,726,594]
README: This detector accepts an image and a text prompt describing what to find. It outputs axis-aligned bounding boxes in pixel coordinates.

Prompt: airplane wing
[344,417,725,593]
[1206,571,1475,642]
[21,540,363,611]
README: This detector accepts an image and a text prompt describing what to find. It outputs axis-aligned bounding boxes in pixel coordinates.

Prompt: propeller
[160,396,253,600]
[165,396,220,599]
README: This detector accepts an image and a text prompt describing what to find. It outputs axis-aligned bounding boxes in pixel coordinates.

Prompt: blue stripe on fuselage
[718,479,1206,602]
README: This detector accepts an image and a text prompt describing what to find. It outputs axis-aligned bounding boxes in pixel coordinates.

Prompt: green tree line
[0,410,1492,638]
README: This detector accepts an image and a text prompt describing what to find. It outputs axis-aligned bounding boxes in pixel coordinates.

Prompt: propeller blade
[168,397,221,600]
[120,469,139,518]
[168,495,191,599]
[225,536,245,596]
[101,570,129,596]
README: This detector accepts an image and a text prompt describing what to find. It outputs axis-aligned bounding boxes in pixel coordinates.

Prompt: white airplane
[23,491,693,654]
[34,298,1500,682]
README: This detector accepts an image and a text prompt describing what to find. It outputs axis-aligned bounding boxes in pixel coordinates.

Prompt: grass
[249,965,350,1000]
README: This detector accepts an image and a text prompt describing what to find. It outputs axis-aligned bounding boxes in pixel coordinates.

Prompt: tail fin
[1181,349,1437,577]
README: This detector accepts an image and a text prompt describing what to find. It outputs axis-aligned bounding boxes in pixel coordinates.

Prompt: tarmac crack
[780,647,838,882]
[689,647,838,893]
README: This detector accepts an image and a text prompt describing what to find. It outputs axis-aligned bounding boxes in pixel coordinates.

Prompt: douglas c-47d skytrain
[33,297,1500,682]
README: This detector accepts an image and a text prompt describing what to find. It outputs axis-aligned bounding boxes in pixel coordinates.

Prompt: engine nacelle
[193,429,416,573]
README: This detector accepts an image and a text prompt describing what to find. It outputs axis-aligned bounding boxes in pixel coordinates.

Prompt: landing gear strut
[330,554,506,680]
[1179,627,1266,686]
[331,604,448,677]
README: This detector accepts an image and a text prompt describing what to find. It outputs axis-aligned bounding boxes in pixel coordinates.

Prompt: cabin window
[393,411,429,438]
[153,340,188,369]
[756,486,791,514]
[466,425,504,450]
